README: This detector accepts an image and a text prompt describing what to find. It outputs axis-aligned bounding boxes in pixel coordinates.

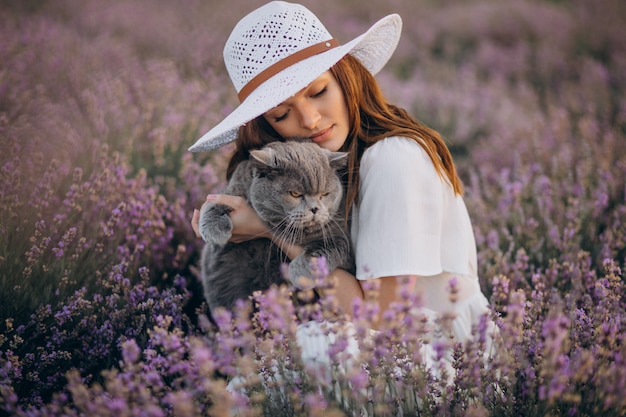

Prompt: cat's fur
[199,139,354,312]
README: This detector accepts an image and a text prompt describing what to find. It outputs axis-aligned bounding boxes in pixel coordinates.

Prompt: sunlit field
[1,0,625,415]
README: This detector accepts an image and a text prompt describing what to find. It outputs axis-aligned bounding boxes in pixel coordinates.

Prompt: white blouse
[351,136,478,281]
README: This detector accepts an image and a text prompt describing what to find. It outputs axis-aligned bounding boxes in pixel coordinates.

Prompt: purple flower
[121,339,141,364]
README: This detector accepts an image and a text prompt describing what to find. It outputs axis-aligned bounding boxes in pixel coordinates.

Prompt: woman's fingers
[191,194,238,240]
[191,208,201,238]
[194,194,270,243]
[205,193,246,209]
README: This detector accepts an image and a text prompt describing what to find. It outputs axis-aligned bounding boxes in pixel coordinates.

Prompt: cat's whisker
[268,218,293,263]
[328,216,350,244]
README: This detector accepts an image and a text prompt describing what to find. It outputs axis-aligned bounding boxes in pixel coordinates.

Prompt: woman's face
[263,71,350,152]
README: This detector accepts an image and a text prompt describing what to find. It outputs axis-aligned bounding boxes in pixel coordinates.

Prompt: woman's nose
[298,101,321,130]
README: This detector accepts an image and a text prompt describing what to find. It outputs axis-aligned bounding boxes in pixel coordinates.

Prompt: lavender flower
[2,0,626,415]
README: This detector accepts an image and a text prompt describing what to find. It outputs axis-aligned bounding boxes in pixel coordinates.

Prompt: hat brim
[188,13,402,153]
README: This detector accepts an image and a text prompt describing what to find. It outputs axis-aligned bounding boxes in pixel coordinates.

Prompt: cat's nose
[310,207,319,214]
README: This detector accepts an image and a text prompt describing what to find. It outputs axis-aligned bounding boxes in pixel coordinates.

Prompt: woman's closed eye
[312,87,327,98]
[273,110,289,123]
[269,85,327,123]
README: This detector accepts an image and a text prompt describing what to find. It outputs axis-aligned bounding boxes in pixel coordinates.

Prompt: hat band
[237,38,340,102]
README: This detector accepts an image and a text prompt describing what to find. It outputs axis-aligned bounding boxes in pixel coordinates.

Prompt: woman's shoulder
[361,135,431,168]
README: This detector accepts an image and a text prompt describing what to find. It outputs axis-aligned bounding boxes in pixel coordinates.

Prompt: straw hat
[189,1,402,152]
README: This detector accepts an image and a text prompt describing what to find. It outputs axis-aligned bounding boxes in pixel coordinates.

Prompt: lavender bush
[1,0,625,415]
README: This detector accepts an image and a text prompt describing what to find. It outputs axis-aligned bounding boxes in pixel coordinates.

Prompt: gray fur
[199,139,354,312]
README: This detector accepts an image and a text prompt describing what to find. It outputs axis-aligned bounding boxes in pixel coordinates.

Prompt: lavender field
[1,0,625,415]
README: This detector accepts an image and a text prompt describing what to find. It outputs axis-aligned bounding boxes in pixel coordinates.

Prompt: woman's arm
[193,194,305,258]
[373,275,417,328]
[319,268,364,319]
[317,272,416,328]
[193,194,274,243]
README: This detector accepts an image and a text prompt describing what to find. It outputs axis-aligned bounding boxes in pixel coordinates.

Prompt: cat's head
[247,140,347,230]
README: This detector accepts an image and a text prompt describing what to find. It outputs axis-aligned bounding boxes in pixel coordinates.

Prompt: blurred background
[2,0,625,320]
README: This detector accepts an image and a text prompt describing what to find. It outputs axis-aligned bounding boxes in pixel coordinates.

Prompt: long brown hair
[329,54,463,219]
[226,54,463,218]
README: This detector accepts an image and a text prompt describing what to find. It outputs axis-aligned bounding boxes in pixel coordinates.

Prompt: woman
[190,1,495,362]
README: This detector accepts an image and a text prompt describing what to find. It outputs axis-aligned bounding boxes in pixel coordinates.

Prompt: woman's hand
[191,194,271,243]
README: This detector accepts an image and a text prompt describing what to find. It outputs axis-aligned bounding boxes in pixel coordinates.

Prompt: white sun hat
[188,1,402,152]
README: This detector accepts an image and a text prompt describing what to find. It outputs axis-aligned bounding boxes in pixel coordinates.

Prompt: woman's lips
[310,126,332,143]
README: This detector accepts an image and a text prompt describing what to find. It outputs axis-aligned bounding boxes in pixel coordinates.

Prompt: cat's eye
[289,191,302,198]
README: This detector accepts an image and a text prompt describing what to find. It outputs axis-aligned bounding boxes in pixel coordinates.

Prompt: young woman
[190,1,495,358]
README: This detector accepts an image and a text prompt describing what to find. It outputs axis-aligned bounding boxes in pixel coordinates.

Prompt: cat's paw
[198,203,233,246]
[288,256,317,290]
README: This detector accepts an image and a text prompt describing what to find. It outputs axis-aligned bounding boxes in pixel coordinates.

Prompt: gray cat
[199,139,354,312]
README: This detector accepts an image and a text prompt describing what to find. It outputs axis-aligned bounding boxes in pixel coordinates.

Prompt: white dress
[295,136,496,376]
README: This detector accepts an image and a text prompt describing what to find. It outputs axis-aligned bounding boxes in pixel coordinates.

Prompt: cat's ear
[327,151,348,169]
[250,148,278,168]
